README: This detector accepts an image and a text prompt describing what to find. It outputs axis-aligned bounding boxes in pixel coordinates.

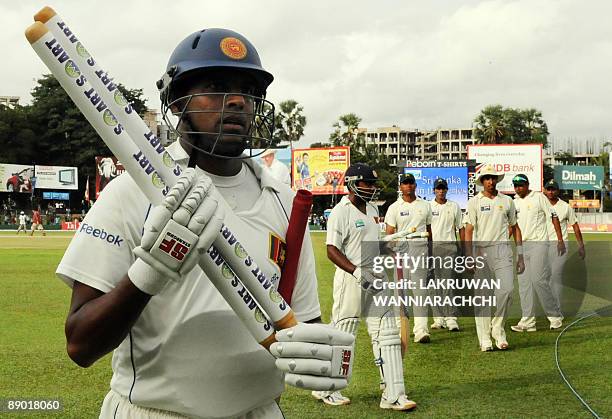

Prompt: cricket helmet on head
[157,28,275,159]
[344,163,381,202]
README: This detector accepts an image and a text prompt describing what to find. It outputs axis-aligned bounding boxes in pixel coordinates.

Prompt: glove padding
[271,323,354,391]
[129,168,224,295]
[353,266,385,292]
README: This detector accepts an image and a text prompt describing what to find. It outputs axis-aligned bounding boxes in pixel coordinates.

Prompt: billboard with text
[35,165,79,190]
[0,163,34,193]
[292,147,350,195]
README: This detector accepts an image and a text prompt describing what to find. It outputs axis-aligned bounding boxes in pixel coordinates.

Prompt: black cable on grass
[554,305,612,419]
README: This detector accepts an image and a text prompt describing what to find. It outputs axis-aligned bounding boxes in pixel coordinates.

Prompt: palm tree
[473,105,505,144]
[274,100,306,149]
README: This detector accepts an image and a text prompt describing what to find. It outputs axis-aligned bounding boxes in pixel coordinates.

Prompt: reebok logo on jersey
[355,219,365,229]
[78,223,123,246]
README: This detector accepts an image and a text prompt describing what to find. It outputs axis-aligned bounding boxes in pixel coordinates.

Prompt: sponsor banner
[402,162,470,209]
[35,165,78,190]
[96,156,125,199]
[0,163,35,193]
[42,191,70,200]
[467,144,543,193]
[61,221,81,231]
[577,223,612,232]
[569,199,600,209]
[292,147,350,195]
[554,165,605,191]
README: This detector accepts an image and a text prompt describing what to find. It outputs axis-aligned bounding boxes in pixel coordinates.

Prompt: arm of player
[512,224,525,274]
[327,244,383,290]
[572,223,586,259]
[271,323,354,391]
[551,216,566,256]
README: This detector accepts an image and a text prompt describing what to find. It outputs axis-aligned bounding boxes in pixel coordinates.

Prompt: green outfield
[0,231,610,418]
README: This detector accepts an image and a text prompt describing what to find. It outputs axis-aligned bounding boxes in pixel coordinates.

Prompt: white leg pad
[375,316,406,402]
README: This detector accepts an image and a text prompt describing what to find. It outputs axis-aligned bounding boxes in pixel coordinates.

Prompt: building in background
[364,126,476,166]
[0,96,19,108]
[144,108,177,147]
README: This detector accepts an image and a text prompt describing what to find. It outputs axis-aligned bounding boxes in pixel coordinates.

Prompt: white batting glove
[353,266,385,292]
[271,323,354,391]
[128,168,224,295]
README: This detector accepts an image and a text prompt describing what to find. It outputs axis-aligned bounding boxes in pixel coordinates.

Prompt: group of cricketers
[315,161,586,409]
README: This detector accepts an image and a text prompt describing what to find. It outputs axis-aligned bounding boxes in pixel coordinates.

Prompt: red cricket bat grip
[279,190,313,304]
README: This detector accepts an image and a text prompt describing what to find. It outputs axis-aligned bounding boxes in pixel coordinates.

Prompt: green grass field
[0,231,610,418]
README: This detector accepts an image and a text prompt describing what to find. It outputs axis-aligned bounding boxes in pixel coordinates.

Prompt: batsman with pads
[30,15,355,418]
[313,163,417,411]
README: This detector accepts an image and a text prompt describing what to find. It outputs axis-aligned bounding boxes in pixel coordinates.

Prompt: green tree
[473,105,549,148]
[473,105,505,144]
[329,113,364,149]
[0,104,37,163]
[274,100,306,147]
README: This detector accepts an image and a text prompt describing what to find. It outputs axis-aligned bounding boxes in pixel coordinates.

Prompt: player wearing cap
[464,164,524,351]
[543,179,585,313]
[313,163,416,411]
[510,174,565,332]
[385,173,433,343]
[260,149,291,185]
[30,208,46,236]
[17,210,27,234]
[429,178,464,332]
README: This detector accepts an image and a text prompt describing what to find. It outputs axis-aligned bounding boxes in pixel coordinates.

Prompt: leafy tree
[0,104,37,163]
[329,113,364,148]
[473,105,549,148]
[309,142,330,148]
[274,100,306,147]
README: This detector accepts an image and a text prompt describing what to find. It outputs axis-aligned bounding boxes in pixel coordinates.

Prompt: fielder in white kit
[543,179,586,315]
[429,178,464,332]
[510,174,565,332]
[312,163,416,411]
[464,164,525,352]
[385,173,433,344]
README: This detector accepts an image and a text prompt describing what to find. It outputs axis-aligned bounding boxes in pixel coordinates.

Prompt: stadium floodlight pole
[25,21,293,349]
[33,7,297,333]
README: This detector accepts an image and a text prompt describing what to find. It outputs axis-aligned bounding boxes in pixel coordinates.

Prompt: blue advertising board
[402,167,469,209]
[42,191,70,200]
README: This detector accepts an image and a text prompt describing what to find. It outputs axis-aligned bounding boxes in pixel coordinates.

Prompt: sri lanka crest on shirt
[268,232,287,269]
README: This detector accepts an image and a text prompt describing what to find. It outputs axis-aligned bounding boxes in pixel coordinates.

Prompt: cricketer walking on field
[313,163,417,411]
[385,172,433,344]
[464,164,525,352]
[53,25,354,418]
[510,174,565,333]
[429,178,464,332]
[543,179,586,315]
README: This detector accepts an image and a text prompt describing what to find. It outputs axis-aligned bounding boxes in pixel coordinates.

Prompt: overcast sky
[4,0,612,149]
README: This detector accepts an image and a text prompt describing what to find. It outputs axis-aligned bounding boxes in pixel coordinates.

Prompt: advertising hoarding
[35,165,78,190]
[292,147,350,195]
[554,165,604,191]
[96,157,125,199]
[0,163,34,193]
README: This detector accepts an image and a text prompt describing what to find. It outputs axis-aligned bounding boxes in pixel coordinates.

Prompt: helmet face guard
[345,175,381,202]
[158,28,275,159]
[161,91,275,159]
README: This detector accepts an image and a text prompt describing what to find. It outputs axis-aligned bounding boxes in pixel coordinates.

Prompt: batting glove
[271,323,354,391]
[128,168,224,295]
[353,266,385,292]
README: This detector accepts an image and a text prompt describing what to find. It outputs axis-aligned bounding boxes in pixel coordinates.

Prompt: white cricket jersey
[56,141,320,418]
[546,198,577,241]
[514,190,553,242]
[19,214,26,225]
[266,159,291,186]
[429,199,462,242]
[326,196,379,267]
[465,192,517,242]
[385,196,431,240]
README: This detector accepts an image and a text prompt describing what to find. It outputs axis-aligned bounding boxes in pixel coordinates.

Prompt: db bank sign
[554,165,604,191]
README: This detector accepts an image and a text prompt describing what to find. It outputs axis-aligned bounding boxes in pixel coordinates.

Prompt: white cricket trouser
[473,244,514,347]
[431,244,459,324]
[394,242,429,335]
[99,389,283,419]
[517,242,561,328]
[547,241,568,314]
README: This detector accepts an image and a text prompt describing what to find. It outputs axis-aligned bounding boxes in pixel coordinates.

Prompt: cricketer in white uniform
[543,179,586,313]
[429,178,464,332]
[17,211,27,234]
[385,173,433,343]
[260,149,291,186]
[464,164,524,352]
[313,163,416,411]
[56,28,354,419]
[510,174,565,333]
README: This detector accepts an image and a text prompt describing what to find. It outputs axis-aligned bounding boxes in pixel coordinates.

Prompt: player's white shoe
[311,390,350,406]
[549,318,563,330]
[414,331,431,343]
[380,393,417,411]
[510,324,537,332]
[430,320,446,329]
[480,340,494,352]
[445,319,460,332]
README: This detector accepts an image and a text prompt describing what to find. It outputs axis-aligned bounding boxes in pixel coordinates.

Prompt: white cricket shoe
[414,331,431,343]
[550,318,563,330]
[380,393,417,411]
[510,324,537,332]
[430,320,446,329]
[445,319,460,332]
[480,340,494,352]
[311,390,350,406]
